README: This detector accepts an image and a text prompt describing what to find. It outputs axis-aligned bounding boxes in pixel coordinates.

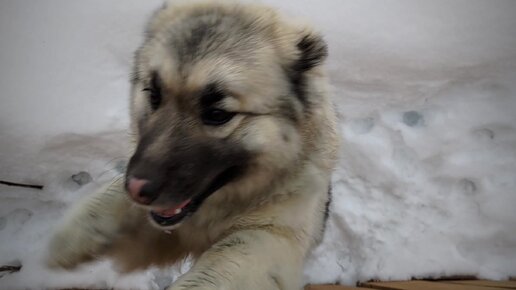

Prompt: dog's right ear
[287,32,328,105]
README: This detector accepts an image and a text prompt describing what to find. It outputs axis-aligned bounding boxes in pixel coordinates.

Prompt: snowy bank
[1,0,515,288]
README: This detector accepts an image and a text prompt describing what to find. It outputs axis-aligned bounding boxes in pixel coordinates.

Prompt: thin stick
[0,265,22,273]
[0,180,43,190]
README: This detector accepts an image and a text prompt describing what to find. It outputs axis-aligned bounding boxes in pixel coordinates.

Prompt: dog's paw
[46,179,132,270]
[46,220,115,269]
[46,206,121,270]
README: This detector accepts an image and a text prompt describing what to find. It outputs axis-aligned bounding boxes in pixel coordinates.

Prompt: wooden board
[305,285,368,290]
[443,280,516,289]
[361,281,512,290]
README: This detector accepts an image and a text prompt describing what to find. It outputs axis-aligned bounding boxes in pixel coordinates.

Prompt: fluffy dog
[47,1,338,289]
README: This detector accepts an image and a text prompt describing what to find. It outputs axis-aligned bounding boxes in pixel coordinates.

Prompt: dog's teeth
[174,208,182,215]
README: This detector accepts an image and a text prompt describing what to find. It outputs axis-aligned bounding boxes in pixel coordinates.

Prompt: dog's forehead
[143,53,247,98]
[140,43,286,108]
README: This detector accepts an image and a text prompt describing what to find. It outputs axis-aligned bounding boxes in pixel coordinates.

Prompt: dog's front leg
[168,228,305,290]
[46,178,142,269]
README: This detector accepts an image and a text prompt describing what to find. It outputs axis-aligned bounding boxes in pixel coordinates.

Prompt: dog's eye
[143,72,162,111]
[143,87,161,110]
[201,109,236,126]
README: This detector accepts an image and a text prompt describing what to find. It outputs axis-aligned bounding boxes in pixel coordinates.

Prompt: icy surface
[1,0,516,288]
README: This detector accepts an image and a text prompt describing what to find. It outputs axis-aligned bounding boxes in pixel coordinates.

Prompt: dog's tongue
[154,199,191,217]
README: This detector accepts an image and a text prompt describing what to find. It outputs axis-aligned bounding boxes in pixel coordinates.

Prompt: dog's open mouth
[149,166,241,228]
[150,199,192,227]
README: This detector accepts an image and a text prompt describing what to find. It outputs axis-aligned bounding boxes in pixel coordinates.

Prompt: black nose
[125,176,161,205]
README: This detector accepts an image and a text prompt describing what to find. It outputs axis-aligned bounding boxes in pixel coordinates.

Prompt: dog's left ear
[288,32,328,104]
[293,33,328,73]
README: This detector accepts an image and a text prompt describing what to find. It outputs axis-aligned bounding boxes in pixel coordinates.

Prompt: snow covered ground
[1,0,516,289]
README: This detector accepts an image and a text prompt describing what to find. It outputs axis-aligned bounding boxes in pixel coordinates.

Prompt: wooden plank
[444,280,516,289]
[305,284,368,290]
[361,280,512,290]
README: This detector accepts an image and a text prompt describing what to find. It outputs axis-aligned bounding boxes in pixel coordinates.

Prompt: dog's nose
[126,177,158,205]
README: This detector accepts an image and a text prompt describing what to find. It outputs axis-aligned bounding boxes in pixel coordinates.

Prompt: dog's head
[126,1,328,229]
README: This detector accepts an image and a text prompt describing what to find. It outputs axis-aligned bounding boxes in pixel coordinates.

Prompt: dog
[47,1,338,289]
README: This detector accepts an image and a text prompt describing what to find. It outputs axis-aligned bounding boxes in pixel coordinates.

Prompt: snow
[1,0,516,289]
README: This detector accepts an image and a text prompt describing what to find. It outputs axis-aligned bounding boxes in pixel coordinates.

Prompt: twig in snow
[0,265,22,273]
[0,180,44,190]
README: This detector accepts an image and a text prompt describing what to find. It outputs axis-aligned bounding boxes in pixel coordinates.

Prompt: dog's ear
[288,32,328,105]
[293,33,328,73]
